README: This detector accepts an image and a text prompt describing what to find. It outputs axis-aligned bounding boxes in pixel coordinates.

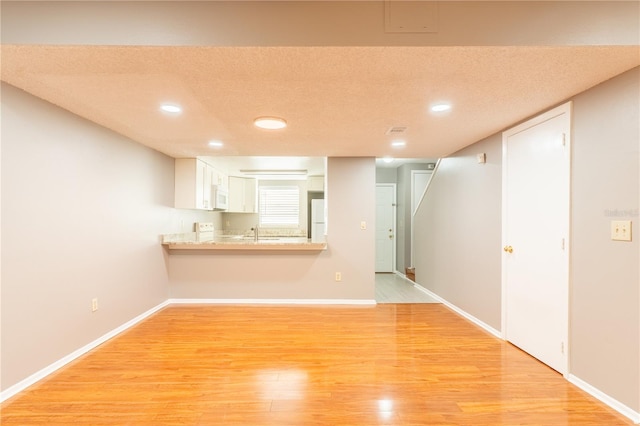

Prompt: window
[258,186,300,227]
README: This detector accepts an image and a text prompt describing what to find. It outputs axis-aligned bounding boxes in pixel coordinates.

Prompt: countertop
[162,235,327,251]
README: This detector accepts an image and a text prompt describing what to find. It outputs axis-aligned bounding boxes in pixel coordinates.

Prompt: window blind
[258,186,300,227]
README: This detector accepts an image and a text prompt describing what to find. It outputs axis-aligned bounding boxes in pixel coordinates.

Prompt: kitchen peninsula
[162,222,326,251]
[165,158,375,303]
[162,236,326,251]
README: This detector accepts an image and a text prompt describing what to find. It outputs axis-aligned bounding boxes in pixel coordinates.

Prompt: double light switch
[611,220,632,242]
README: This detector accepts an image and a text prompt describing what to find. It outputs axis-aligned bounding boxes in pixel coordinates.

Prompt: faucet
[252,225,259,242]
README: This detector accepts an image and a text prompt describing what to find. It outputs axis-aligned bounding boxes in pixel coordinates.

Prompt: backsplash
[162,232,197,243]
[221,212,259,231]
[221,212,306,237]
[231,228,307,237]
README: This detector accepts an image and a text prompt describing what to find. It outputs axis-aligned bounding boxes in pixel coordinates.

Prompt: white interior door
[376,184,396,273]
[502,102,571,374]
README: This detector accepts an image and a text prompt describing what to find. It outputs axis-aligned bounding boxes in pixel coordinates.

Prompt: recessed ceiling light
[208,140,224,148]
[254,116,287,130]
[431,103,452,113]
[391,140,406,148]
[382,157,394,164]
[160,103,182,114]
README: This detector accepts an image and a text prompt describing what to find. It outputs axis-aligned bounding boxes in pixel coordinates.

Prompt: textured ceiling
[1,44,639,159]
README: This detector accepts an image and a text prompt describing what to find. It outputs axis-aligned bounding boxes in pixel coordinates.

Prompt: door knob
[503,245,513,253]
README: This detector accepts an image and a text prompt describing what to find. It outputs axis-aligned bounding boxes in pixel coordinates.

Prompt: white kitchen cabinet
[208,165,227,188]
[202,163,213,209]
[175,159,227,210]
[307,176,325,192]
[218,170,227,188]
[228,176,257,213]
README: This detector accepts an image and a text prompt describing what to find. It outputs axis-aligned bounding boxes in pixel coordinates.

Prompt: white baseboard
[1,297,377,402]
[0,300,170,403]
[393,270,409,280]
[169,298,377,305]
[410,283,640,424]
[567,374,640,424]
[412,282,503,339]
[394,271,424,287]
[8,296,637,425]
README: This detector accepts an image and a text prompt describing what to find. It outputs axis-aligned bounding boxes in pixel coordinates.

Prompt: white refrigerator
[311,199,325,243]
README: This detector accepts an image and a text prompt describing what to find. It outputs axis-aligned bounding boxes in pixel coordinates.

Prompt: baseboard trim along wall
[8,296,637,425]
[169,298,377,305]
[1,298,376,402]
[0,300,170,403]
[567,374,640,424]
[412,282,503,339]
[412,281,640,424]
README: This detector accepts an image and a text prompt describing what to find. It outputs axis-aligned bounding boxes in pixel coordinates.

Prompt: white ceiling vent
[385,126,407,135]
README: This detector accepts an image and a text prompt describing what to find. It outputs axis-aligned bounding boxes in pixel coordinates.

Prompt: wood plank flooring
[1,304,633,425]
[375,272,439,303]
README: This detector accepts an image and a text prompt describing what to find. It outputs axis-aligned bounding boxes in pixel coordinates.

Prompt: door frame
[501,101,572,374]
[376,183,397,273]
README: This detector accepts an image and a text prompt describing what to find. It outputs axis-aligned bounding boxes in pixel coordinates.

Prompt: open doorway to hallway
[375,273,439,303]
[375,158,437,276]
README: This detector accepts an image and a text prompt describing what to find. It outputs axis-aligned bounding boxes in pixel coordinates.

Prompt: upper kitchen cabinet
[307,176,325,192]
[207,164,228,189]
[228,176,257,213]
[174,158,227,210]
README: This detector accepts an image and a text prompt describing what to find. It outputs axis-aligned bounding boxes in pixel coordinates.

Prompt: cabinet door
[175,158,204,210]
[202,162,213,210]
[228,176,245,212]
[175,159,225,210]
[210,168,220,188]
[211,167,227,188]
[218,172,228,188]
[228,177,257,213]
[244,178,257,213]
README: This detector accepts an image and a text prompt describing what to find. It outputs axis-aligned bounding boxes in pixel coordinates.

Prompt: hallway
[375,272,439,303]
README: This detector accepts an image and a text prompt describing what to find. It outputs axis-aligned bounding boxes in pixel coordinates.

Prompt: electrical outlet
[335,272,342,282]
[91,298,98,312]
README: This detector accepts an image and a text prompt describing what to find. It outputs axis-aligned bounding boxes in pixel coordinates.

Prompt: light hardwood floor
[1,304,632,425]
[375,272,439,303]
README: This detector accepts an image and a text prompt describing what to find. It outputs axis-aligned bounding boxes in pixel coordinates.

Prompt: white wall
[413,136,503,329]
[396,163,436,273]
[0,85,376,394]
[0,84,215,391]
[168,157,376,300]
[413,67,640,412]
[569,67,639,411]
[375,167,397,184]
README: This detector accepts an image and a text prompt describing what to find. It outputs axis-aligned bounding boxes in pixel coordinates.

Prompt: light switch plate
[360,221,367,230]
[611,220,632,241]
